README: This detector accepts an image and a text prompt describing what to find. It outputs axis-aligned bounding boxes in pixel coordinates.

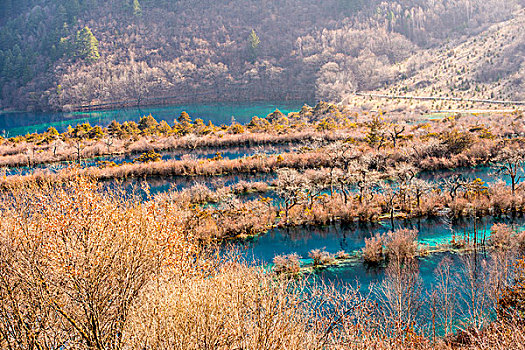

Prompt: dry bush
[232,180,269,194]
[336,250,351,259]
[384,229,419,263]
[363,233,385,264]
[418,191,446,216]
[273,253,302,275]
[489,182,516,215]
[309,249,335,267]
[82,142,106,159]
[517,231,525,255]
[126,263,320,350]
[0,176,195,350]
[497,258,525,323]
[463,320,525,350]
[183,182,218,203]
[0,176,323,349]
[177,197,276,240]
[0,130,352,169]
[489,223,516,251]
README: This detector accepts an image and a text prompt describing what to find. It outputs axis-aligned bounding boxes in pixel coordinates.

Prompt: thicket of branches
[0,176,524,349]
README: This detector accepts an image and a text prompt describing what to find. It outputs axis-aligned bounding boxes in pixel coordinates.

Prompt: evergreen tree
[75,27,100,62]
[107,120,123,137]
[267,109,284,123]
[138,114,158,131]
[337,0,366,16]
[177,111,193,135]
[3,0,13,20]
[65,0,81,20]
[59,36,72,57]
[248,29,260,63]
[2,55,13,79]
[57,5,68,24]
[177,111,192,125]
[132,0,143,17]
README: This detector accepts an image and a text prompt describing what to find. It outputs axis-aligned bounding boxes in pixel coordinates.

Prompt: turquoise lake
[239,215,525,307]
[0,101,307,137]
[4,100,524,324]
[242,216,525,266]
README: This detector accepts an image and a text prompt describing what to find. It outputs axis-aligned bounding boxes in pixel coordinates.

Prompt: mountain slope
[0,0,523,111]
[383,9,525,103]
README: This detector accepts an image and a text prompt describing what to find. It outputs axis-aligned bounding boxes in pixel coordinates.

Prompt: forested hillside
[0,0,523,111]
[379,10,525,103]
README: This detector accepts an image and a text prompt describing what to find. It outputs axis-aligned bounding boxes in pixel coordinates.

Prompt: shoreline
[2,93,313,114]
[69,95,310,112]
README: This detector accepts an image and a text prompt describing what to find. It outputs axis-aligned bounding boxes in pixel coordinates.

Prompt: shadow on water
[101,172,276,201]
[419,166,525,186]
[240,215,525,292]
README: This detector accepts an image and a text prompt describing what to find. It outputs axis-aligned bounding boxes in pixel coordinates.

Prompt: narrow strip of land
[356,92,525,106]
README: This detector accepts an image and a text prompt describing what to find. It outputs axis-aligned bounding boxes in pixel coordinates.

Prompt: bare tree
[380,182,400,230]
[492,147,525,196]
[103,136,115,154]
[350,156,379,204]
[275,168,306,224]
[432,256,457,337]
[25,146,35,167]
[377,256,423,338]
[409,178,433,209]
[458,253,491,331]
[72,138,85,164]
[388,123,406,148]
[304,170,329,210]
[325,141,357,197]
[392,163,419,209]
[52,139,65,158]
[442,174,469,201]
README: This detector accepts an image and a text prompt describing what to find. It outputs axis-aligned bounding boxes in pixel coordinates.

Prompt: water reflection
[107,172,276,198]
[244,216,525,264]
[0,101,306,136]
[419,166,525,185]
[242,216,525,291]
[4,144,294,176]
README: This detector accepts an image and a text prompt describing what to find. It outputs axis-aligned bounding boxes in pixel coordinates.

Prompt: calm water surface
[6,144,294,176]
[243,216,525,265]
[0,101,307,137]
[240,215,525,298]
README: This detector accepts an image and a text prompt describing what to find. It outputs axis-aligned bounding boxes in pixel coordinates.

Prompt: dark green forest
[0,0,523,111]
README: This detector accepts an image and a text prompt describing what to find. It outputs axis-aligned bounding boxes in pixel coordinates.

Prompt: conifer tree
[177,111,193,135]
[248,29,260,63]
[132,0,142,17]
[138,114,158,131]
[75,26,100,62]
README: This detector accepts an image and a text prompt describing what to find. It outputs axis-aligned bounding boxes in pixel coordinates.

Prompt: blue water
[111,173,276,199]
[239,216,525,333]
[241,216,524,292]
[419,166,525,186]
[0,101,307,137]
[5,144,293,176]
[243,216,525,265]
